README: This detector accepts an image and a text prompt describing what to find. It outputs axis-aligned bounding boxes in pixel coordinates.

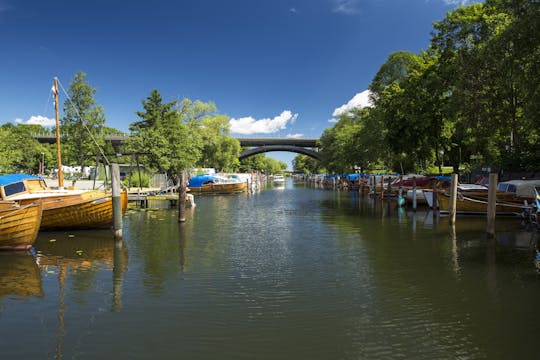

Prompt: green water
[1,181,539,359]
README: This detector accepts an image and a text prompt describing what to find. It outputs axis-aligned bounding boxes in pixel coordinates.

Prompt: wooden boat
[436,191,529,216]
[188,174,248,194]
[0,78,127,231]
[497,179,540,202]
[0,174,128,230]
[0,201,42,250]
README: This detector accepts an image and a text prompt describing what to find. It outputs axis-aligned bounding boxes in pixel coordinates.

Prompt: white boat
[273,175,285,184]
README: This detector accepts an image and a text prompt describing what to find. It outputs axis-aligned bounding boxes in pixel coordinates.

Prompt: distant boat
[273,174,285,184]
[188,174,248,194]
[0,201,42,250]
[0,174,127,230]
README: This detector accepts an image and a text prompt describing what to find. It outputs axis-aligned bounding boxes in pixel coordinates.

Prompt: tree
[198,114,241,171]
[292,154,322,174]
[61,71,106,172]
[0,124,52,173]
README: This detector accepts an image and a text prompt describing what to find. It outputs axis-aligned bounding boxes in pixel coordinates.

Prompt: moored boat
[436,191,529,216]
[0,174,127,230]
[273,174,285,184]
[0,201,42,250]
[188,174,248,194]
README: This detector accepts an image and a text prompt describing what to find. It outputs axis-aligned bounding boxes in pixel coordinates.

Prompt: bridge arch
[239,145,321,161]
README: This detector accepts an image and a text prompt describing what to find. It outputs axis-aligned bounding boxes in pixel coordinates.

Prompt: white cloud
[230,110,298,135]
[286,133,303,139]
[15,115,56,127]
[332,0,359,15]
[332,90,372,118]
[289,7,298,14]
[441,0,475,5]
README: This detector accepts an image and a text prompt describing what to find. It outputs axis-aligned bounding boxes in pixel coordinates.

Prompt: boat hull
[0,202,42,250]
[190,182,248,194]
[437,192,526,216]
[17,190,128,230]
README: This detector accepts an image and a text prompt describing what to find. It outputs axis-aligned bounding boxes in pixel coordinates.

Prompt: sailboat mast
[53,77,64,188]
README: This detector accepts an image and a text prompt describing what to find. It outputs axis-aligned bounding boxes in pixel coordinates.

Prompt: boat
[0,174,128,230]
[273,174,285,184]
[436,191,529,216]
[0,201,42,250]
[0,78,128,230]
[497,179,540,202]
[188,174,248,194]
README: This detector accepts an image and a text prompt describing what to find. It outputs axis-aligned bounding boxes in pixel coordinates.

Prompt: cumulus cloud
[331,90,373,120]
[230,110,298,135]
[15,115,56,127]
[286,133,303,139]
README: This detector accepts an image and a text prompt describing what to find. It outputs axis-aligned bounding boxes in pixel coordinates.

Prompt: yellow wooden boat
[0,201,42,250]
[436,191,528,216]
[0,174,127,230]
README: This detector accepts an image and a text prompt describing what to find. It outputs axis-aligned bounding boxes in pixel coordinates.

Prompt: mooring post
[449,173,458,225]
[412,176,417,211]
[432,181,438,216]
[110,163,123,239]
[178,172,187,222]
[486,173,498,237]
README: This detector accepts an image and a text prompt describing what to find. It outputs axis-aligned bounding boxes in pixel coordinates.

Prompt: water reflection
[0,251,43,298]
[2,186,539,359]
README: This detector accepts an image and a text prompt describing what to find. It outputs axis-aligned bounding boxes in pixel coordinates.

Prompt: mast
[53,77,64,188]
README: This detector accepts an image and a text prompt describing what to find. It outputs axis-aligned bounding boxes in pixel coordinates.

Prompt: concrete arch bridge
[33,134,321,160]
[237,138,320,161]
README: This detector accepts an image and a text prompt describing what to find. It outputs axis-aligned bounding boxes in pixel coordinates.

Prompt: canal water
[1,180,539,359]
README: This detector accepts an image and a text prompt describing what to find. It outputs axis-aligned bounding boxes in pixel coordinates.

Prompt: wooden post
[412,176,417,211]
[432,181,438,216]
[178,172,187,222]
[449,173,458,225]
[486,173,498,237]
[110,163,123,239]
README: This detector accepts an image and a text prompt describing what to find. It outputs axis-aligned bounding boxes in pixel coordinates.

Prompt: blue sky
[0,0,475,167]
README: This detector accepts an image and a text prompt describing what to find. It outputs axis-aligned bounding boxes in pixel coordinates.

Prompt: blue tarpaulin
[0,174,40,186]
[188,175,218,188]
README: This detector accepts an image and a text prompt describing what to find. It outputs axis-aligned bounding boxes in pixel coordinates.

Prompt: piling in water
[486,173,498,237]
[110,163,123,239]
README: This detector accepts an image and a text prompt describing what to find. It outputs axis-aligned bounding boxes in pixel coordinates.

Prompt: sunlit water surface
[1,181,539,359]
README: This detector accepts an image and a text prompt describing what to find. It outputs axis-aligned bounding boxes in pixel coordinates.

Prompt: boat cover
[188,175,218,188]
[0,174,41,186]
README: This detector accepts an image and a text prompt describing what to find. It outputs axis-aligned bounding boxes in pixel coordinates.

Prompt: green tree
[128,91,219,178]
[198,114,241,171]
[292,154,322,174]
[61,71,106,171]
[0,124,52,173]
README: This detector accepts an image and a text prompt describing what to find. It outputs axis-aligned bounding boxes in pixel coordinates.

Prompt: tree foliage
[61,71,106,170]
[317,0,539,175]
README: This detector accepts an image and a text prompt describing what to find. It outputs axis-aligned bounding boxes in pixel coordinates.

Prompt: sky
[0,0,476,168]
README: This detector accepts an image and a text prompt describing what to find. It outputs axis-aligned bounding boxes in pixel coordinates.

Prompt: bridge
[34,134,321,160]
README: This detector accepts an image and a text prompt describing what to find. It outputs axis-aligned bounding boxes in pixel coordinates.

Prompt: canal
[1,180,539,359]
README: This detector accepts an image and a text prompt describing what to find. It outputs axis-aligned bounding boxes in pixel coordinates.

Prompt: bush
[122,172,149,188]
